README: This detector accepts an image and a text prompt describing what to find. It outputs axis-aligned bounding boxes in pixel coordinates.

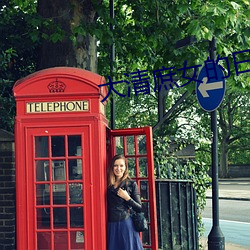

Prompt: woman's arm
[117,181,142,212]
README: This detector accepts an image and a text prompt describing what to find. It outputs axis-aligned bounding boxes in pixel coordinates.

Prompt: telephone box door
[26,126,92,250]
[109,126,158,250]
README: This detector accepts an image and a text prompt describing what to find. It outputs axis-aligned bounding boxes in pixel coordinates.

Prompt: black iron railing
[156,179,198,250]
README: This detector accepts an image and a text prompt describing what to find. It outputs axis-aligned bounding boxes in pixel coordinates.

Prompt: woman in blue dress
[107,154,144,250]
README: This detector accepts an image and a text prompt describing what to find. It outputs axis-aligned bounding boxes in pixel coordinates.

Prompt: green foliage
[1,0,249,132]
[0,49,17,131]
[96,0,250,135]
[0,0,38,131]
[219,89,250,166]
[0,78,15,132]
[154,136,211,240]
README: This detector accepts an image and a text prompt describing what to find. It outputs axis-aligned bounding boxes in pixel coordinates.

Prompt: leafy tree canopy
[96,0,250,132]
[1,0,249,171]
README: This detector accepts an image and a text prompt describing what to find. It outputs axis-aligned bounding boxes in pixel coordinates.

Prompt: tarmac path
[201,179,250,249]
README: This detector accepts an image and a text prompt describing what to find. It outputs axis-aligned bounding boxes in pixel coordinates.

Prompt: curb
[206,196,250,201]
[218,178,250,182]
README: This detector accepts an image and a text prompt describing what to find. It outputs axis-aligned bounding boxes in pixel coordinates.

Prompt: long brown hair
[107,154,130,187]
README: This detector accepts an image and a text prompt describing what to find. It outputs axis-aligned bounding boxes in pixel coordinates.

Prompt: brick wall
[0,130,16,250]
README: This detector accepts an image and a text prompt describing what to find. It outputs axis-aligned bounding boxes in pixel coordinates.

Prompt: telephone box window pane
[115,136,124,155]
[128,158,136,177]
[36,184,47,205]
[142,202,150,222]
[54,231,68,248]
[37,232,51,250]
[71,231,84,247]
[140,180,149,200]
[70,207,83,227]
[69,159,82,180]
[37,208,50,229]
[35,136,49,158]
[53,184,66,204]
[69,183,83,204]
[126,136,135,155]
[141,202,151,246]
[52,161,66,181]
[42,186,50,207]
[52,136,65,157]
[142,227,151,247]
[36,160,49,181]
[138,135,146,155]
[68,135,81,156]
[53,208,67,227]
[139,157,148,177]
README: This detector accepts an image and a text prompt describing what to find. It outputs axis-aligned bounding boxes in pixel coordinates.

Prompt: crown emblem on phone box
[47,79,66,92]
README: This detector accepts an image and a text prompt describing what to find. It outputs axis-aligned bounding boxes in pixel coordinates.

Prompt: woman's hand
[117,188,131,201]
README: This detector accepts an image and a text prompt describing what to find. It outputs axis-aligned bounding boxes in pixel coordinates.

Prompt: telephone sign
[26,100,89,113]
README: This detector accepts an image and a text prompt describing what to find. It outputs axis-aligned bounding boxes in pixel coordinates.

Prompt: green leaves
[49,28,66,43]
[230,1,241,10]
[187,20,202,39]
[0,48,17,69]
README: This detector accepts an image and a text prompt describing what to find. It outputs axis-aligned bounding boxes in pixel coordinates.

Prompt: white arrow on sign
[198,77,223,98]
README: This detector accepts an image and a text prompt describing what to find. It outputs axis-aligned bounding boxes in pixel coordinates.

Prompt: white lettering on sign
[26,101,89,113]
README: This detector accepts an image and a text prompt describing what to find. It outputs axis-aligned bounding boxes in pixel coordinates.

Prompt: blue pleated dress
[108,216,144,250]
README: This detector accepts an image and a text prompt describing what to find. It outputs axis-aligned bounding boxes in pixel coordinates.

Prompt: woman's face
[113,158,126,180]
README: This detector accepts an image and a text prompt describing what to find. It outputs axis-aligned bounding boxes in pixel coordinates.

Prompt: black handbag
[131,210,148,232]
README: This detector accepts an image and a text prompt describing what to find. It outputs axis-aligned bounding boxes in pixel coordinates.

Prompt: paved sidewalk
[206,178,250,201]
[200,238,250,250]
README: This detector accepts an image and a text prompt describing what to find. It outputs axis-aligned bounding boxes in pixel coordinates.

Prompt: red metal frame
[108,126,158,250]
[26,127,91,250]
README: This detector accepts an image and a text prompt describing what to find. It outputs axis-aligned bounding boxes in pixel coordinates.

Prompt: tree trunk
[219,140,229,178]
[37,0,99,72]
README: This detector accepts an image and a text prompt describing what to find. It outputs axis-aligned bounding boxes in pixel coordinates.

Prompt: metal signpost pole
[110,0,115,129]
[208,37,225,250]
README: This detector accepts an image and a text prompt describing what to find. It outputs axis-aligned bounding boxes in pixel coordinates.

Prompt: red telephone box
[13,67,158,250]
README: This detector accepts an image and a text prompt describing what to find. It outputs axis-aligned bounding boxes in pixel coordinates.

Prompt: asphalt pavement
[206,178,250,201]
[201,178,250,250]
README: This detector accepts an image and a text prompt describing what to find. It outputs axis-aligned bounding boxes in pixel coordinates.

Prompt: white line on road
[219,182,250,185]
[203,217,250,225]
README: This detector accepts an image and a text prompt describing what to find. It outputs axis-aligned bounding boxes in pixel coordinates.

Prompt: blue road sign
[196,63,226,112]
